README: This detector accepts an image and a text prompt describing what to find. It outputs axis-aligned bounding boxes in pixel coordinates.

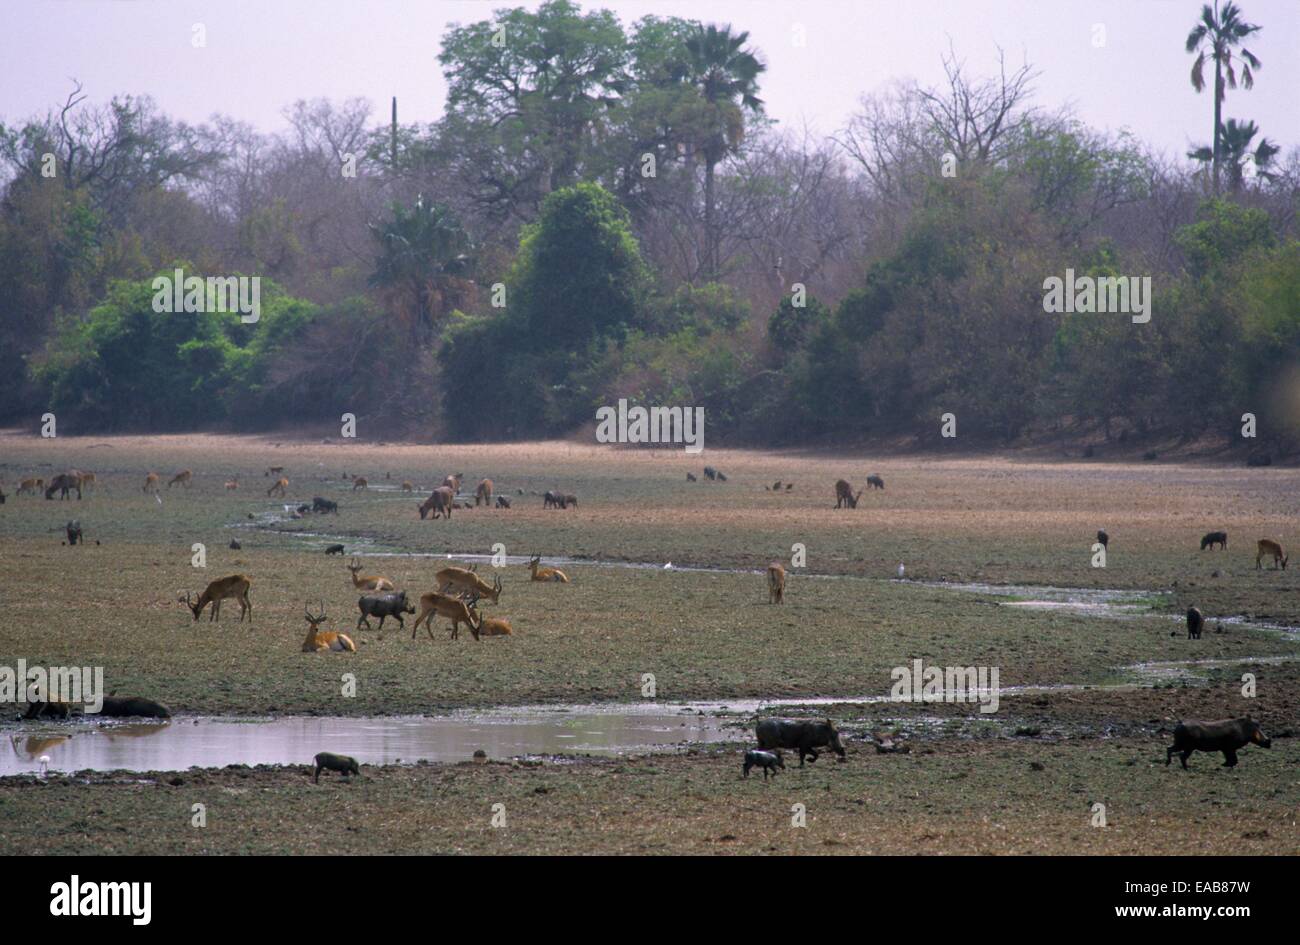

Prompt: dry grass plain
[1,432,1297,854]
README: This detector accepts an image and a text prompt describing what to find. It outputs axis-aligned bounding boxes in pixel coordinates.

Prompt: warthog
[1200,531,1227,551]
[65,521,83,546]
[418,486,454,520]
[313,752,360,783]
[866,474,885,490]
[45,472,83,501]
[543,490,562,509]
[1096,529,1109,549]
[1186,606,1203,640]
[1166,717,1270,769]
[686,472,697,482]
[703,466,717,481]
[325,543,346,555]
[756,718,846,767]
[20,700,73,720]
[356,591,415,631]
[742,748,785,780]
[312,496,339,514]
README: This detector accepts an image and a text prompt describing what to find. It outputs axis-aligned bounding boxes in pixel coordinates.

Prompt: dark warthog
[20,700,73,720]
[314,752,361,783]
[1186,606,1203,640]
[1166,717,1270,769]
[100,696,171,719]
[45,472,83,501]
[866,474,885,490]
[356,591,415,631]
[1200,531,1227,551]
[756,718,846,767]
[543,490,562,509]
[703,466,717,480]
[312,496,339,514]
[418,486,454,520]
[742,748,785,780]
[325,543,346,555]
[65,520,83,545]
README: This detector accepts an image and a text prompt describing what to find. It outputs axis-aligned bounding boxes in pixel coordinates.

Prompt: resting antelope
[477,615,513,637]
[168,469,193,489]
[301,603,356,653]
[834,479,862,509]
[347,558,394,592]
[225,477,240,491]
[352,476,368,491]
[528,555,569,583]
[267,476,289,497]
[17,477,43,495]
[412,592,482,641]
[143,473,160,493]
[181,574,253,622]
[768,563,786,604]
[475,478,493,506]
[436,566,503,603]
[1256,539,1288,570]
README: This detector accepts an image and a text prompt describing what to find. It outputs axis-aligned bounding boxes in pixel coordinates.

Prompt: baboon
[767,563,786,604]
[686,472,697,482]
[834,479,862,509]
[495,495,511,509]
[1186,606,1203,640]
[65,521,82,545]
[229,539,241,550]
[1096,529,1109,549]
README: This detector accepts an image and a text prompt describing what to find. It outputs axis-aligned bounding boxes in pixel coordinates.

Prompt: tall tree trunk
[1212,63,1224,194]
[703,157,716,281]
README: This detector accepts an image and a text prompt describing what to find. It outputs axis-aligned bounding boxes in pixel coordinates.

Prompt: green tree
[1187,118,1279,191]
[1185,1,1263,192]
[681,24,766,279]
[368,195,472,346]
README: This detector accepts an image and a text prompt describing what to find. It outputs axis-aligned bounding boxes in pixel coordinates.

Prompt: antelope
[442,473,464,492]
[143,473,160,493]
[267,477,288,497]
[477,615,513,636]
[168,469,193,489]
[347,558,394,591]
[528,555,569,583]
[352,476,368,490]
[225,477,240,491]
[181,574,253,622]
[768,562,786,604]
[412,592,482,641]
[834,479,862,509]
[301,603,356,653]
[78,471,97,490]
[1256,539,1288,570]
[401,480,413,492]
[436,566,503,603]
[475,478,493,506]
[17,477,44,495]
[418,486,454,519]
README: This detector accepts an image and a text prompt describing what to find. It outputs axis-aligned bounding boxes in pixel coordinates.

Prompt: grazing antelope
[528,555,569,583]
[767,563,786,604]
[225,477,240,491]
[45,472,83,500]
[1256,539,1288,570]
[17,477,43,495]
[181,575,253,622]
[475,478,493,506]
[143,473,160,494]
[352,476,368,491]
[412,592,482,641]
[418,486,454,519]
[441,473,464,492]
[436,566,503,603]
[401,480,413,493]
[834,479,862,509]
[78,471,97,491]
[168,469,193,489]
[267,477,288,497]
[347,558,394,592]
[301,603,356,653]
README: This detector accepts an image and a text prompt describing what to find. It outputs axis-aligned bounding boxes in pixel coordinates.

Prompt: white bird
[154,494,162,506]
[38,755,50,779]
[664,562,672,569]
[897,563,905,578]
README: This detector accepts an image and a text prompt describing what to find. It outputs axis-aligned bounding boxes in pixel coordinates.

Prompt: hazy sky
[2,0,1297,160]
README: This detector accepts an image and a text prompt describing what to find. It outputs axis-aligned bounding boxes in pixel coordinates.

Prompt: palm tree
[368,196,472,346]
[682,23,765,279]
[1185,1,1263,192]
[1188,118,1279,191]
